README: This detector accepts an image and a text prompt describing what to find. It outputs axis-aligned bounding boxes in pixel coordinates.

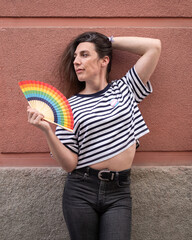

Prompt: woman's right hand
[27,106,51,132]
[27,106,78,172]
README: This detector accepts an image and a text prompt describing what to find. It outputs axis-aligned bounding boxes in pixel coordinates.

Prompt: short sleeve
[55,126,79,155]
[125,66,153,103]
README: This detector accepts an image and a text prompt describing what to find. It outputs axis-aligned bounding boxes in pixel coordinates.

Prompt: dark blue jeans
[62,167,132,240]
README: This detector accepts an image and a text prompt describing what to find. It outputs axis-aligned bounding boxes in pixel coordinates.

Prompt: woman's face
[73,42,104,83]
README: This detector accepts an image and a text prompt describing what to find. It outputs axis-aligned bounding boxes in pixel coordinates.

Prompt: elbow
[155,39,162,53]
[62,156,78,173]
[65,164,77,173]
[149,39,161,59]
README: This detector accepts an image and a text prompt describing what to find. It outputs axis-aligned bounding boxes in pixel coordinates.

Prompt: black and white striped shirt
[55,66,152,169]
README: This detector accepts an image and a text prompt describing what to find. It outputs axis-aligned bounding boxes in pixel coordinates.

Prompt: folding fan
[18,80,74,132]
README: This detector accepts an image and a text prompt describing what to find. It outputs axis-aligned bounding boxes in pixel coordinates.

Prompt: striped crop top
[55,66,153,169]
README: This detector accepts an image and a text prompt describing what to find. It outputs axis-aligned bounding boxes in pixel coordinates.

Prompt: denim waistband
[72,166,131,181]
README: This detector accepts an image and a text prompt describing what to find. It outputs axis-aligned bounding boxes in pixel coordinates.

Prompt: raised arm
[112,36,161,85]
[27,106,78,172]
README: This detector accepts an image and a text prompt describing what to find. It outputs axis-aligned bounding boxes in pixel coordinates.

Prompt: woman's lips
[76,69,84,74]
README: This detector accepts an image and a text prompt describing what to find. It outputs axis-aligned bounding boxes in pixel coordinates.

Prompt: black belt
[72,166,131,181]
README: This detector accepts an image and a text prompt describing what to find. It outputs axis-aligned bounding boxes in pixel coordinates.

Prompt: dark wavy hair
[58,32,113,98]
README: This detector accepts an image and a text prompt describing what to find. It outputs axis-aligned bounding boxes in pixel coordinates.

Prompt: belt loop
[82,167,89,180]
[115,172,119,181]
[86,166,90,176]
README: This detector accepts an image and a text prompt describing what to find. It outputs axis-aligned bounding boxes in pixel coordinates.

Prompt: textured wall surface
[0,0,191,17]
[1,26,192,153]
[1,167,192,240]
[0,1,192,154]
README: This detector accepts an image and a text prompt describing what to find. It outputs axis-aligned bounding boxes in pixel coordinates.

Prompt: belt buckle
[98,170,115,181]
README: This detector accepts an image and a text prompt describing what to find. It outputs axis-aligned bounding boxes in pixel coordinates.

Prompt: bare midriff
[90,143,136,171]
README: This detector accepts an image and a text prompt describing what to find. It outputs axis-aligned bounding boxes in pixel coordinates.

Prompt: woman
[27,32,161,240]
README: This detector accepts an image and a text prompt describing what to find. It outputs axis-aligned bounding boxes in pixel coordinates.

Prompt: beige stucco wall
[1,167,192,240]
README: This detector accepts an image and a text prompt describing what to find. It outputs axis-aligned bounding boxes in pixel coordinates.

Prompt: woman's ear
[101,56,110,68]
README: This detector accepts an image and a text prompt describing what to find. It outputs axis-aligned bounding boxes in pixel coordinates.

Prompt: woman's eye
[83,53,88,57]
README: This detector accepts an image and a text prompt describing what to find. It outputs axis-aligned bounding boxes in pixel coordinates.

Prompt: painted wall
[0,1,191,156]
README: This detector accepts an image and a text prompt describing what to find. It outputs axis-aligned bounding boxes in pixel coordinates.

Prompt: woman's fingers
[30,113,43,125]
[26,106,51,132]
[27,107,44,125]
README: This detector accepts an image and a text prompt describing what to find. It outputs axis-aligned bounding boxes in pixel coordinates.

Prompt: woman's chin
[77,76,86,82]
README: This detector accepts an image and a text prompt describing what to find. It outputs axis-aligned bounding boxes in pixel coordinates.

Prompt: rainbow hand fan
[18,80,74,132]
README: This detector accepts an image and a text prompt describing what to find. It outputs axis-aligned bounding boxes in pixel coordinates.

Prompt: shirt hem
[75,130,150,169]
[75,141,135,169]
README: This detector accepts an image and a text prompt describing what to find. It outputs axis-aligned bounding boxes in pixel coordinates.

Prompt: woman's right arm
[27,106,78,172]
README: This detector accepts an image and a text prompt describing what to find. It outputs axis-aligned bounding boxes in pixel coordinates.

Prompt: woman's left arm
[112,36,161,85]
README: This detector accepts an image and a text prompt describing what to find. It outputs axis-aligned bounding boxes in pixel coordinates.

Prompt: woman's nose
[73,56,80,65]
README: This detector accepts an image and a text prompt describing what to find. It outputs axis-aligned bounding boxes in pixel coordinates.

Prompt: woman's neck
[80,76,108,95]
